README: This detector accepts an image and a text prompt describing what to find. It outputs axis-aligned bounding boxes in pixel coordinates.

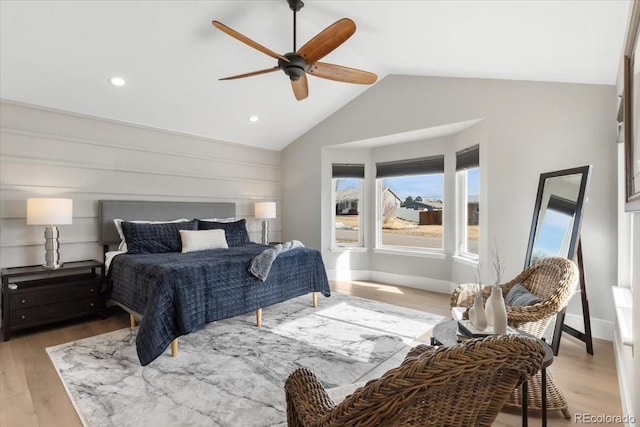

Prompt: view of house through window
[377,156,445,250]
[333,164,364,247]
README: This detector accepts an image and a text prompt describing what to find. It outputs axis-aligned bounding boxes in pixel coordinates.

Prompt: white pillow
[114,218,190,252]
[179,229,229,253]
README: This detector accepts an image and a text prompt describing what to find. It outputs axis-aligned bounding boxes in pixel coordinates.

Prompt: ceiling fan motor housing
[279,53,309,81]
[287,0,304,12]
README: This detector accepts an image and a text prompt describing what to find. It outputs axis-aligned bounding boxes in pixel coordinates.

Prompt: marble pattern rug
[47,292,443,427]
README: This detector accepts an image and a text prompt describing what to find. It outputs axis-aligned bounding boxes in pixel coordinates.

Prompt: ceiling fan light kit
[212,0,376,101]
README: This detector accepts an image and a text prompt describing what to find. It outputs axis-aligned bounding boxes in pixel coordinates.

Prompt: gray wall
[282,74,618,337]
[0,101,281,268]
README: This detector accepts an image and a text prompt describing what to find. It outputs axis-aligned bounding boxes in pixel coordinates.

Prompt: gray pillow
[505,283,542,306]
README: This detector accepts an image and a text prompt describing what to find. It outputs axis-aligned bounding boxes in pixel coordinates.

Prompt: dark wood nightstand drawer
[10,296,102,328]
[9,279,101,309]
[2,260,105,340]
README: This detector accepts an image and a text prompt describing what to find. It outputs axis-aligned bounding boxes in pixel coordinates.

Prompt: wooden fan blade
[291,73,309,101]
[212,21,289,62]
[219,66,280,81]
[308,62,377,85]
[297,18,356,64]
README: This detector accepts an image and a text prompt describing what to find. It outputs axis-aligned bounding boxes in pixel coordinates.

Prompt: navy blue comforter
[107,243,331,365]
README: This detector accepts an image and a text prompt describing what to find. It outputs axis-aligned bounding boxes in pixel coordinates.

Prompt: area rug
[47,292,443,427]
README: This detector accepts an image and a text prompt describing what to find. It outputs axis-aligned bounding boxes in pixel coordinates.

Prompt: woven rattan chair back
[502,257,578,337]
[285,335,545,427]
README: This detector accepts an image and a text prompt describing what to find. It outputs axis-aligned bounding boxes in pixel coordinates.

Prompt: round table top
[432,319,553,368]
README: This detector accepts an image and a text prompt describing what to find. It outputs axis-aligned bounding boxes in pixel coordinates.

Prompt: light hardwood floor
[0,280,624,426]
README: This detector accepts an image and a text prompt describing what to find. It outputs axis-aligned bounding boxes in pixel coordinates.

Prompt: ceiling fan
[212,0,377,101]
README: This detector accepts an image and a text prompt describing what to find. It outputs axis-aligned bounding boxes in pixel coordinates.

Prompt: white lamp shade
[254,202,276,219]
[27,198,73,225]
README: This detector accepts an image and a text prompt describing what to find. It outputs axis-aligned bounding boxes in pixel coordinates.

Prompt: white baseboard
[327,269,457,294]
[329,269,371,282]
[369,271,455,294]
[563,312,614,341]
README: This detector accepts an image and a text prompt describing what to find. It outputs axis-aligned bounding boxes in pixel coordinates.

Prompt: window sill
[452,255,479,267]
[330,246,367,253]
[612,286,633,348]
[374,247,446,259]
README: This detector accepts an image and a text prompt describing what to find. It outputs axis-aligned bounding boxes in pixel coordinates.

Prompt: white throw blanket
[249,240,305,281]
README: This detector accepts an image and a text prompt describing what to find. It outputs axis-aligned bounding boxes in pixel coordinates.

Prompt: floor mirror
[524,165,593,355]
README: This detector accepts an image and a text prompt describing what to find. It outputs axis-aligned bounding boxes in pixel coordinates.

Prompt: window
[332,164,364,248]
[376,156,445,250]
[456,145,480,258]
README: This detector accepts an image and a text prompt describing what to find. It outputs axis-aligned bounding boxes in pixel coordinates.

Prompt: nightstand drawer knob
[90,303,94,307]
[21,315,26,320]
[90,288,94,293]
[20,299,26,304]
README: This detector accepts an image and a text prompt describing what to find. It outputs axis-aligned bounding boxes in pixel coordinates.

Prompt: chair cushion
[505,283,542,306]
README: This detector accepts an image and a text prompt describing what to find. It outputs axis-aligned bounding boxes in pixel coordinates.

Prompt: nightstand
[1,260,104,341]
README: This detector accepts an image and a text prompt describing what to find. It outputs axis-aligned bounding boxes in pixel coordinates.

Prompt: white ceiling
[0,0,631,151]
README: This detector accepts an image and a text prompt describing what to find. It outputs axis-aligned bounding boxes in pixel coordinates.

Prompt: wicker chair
[450,256,579,419]
[284,335,545,427]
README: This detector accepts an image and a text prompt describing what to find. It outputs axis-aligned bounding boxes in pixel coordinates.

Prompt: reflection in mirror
[529,174,581,264]
[525,166,591,267]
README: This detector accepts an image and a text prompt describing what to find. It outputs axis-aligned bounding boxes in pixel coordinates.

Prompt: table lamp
[27,198,73,269]
[254,202,276,244]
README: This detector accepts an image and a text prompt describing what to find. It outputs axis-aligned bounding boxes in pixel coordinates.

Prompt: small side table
[431,319,553,427]
[1,260,105,341]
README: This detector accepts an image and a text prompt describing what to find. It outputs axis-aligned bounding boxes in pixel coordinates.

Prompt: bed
[99,200,331,365]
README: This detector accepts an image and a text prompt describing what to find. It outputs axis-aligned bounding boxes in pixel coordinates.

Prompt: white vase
[468,293,487,331]
[487,286,508,334]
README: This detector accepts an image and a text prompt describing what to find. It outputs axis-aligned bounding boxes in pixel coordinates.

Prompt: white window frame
[456,168,479,261]
[375,175,445,256]
[332,177,364,249]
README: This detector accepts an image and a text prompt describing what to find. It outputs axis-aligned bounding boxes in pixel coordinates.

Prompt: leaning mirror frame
[524,165,593,356]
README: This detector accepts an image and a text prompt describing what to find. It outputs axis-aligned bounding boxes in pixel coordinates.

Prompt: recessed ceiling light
[109,76,126,87]
[248,115,259,123]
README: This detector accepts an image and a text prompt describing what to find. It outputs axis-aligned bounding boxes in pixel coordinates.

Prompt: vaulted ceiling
[0,1,631,150]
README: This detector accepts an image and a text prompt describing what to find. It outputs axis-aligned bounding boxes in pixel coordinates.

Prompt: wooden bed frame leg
[171,339,178,357]
[129,314,136,328]
[256,308,262,328]
[313,292,318,308]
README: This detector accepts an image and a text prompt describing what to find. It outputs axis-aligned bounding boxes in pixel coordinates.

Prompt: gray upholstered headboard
[99,200,236,245]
